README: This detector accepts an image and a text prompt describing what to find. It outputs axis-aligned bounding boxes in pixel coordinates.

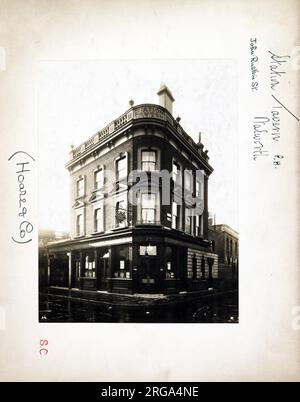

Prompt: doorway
[97,258,109,290]
[138,256,161,293]
[96,249,110,291]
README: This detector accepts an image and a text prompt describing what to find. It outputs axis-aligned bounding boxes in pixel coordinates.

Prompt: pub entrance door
[96,250,110,291]
[138,256,161,293]
[71,257,80,289]
[50,256,68,287]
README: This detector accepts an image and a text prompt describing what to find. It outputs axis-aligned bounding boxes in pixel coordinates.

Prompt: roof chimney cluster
[157,83,175,115]
[156,85,207,157]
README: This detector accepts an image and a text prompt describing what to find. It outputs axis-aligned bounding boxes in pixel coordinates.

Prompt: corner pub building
[46,85,218,295]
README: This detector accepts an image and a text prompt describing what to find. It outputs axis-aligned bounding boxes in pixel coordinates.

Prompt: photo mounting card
[0,0,299,382]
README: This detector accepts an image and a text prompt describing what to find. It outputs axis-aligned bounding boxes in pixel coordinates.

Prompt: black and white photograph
[1,0,299,383]
[38,60,238,323]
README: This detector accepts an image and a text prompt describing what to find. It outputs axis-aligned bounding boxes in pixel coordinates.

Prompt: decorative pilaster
[107,247,113,293]
[79,251,83,289]
[47,255,51,287]
[68,251,72,289]
[203,175,209,239]
[94,248,98,280]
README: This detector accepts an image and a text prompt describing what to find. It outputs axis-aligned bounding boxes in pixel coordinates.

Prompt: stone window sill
[90,231,104,236]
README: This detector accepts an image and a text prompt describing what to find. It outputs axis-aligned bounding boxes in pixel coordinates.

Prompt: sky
[38,59,238,232]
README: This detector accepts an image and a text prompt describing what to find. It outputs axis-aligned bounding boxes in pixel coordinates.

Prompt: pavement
[39,288,239,323]
[40,285,238,308]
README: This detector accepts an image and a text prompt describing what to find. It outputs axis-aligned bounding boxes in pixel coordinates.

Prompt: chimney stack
[157,84,175,115]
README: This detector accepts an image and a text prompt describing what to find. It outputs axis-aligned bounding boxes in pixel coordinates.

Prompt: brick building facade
[208,218,238,285]
[45,85,218,295]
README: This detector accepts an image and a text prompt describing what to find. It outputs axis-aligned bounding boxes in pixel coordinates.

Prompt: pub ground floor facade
[41,227,218,295]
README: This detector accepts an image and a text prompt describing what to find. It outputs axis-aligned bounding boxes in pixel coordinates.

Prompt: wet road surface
[39,291,238,323]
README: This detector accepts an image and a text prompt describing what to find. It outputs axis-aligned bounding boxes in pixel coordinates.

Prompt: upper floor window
[116,155,127,181]
[196,180,202,198]
[95,168,104,189]
[184,171,192,192]
[172,161,181,183]
[141,150,157,172]
[172,202,179,229]
[94,207,103,232]
[76,213,84,236]
[115,199,127,228]
[185,207,192,234]
[77,178,84,197]
[141,193,156,224]
[195,215,202,237]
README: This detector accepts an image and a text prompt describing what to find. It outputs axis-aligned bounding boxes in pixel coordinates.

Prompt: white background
[0,0,299,381]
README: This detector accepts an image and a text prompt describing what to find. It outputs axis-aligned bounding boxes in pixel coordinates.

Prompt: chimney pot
[157,84,175,115]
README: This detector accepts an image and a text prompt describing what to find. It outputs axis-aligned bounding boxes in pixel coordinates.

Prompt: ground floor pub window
[84,252,96,278]
[165,246,175,279]
[75,261,81,276]
[192,255,197,280]
[201,255,206,280]
[114,246,130,279]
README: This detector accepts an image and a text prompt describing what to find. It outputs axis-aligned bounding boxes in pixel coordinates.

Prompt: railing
[69,104,208,162]
[114,207,135,229]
